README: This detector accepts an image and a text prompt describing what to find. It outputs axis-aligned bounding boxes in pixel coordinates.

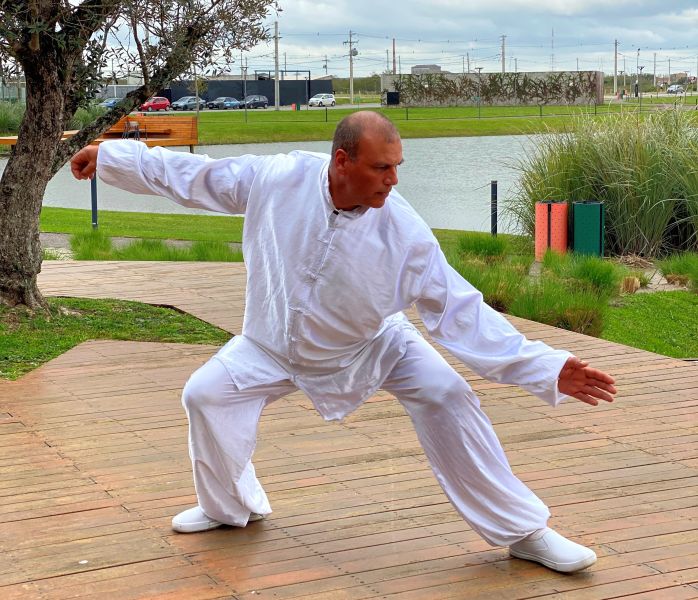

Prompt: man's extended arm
[414,246,615,407]
[71,141,266,215]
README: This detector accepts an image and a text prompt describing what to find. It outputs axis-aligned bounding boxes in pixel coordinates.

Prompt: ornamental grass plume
[507,111,698,257]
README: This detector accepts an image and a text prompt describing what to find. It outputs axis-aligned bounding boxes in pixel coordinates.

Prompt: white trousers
[181,330,550,546]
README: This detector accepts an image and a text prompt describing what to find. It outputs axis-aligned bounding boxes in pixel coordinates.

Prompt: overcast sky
[237,1,698,80]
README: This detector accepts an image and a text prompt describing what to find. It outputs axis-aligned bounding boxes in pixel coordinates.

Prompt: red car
[139,96,170,112]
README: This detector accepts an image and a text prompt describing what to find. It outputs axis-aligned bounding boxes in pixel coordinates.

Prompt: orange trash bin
[535,201,568,261]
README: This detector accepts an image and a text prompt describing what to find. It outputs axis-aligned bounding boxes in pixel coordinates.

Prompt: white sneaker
[509,527,597,573]
[171,506,265,533]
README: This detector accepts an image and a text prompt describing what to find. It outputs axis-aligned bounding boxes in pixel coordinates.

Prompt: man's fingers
[583,367,616,386]
[574,393,599,406]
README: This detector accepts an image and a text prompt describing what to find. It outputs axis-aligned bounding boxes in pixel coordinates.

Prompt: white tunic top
[98,141,570,419]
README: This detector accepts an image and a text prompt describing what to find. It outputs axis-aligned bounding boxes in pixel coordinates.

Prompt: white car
[308,93,336,107]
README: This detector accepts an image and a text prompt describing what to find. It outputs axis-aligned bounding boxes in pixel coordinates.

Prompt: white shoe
[509,527,597,573]
[171,506,265,533]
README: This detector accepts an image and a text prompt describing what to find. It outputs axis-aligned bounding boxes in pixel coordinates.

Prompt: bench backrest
[106,115,198,145]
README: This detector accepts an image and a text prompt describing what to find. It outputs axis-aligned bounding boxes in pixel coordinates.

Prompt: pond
[4,135,540,232]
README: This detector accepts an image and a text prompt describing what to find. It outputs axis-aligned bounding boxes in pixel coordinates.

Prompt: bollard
[490,180,497,236]
[90,176,98,229]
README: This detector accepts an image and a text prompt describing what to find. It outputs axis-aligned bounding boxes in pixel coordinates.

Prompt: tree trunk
[0,52,65,310]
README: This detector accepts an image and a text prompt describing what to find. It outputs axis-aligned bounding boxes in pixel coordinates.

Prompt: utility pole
[274,21,280,110]
[323,55,328,75]
[501,35,506,73]
[240,50,244,82]
[467,52,470,73]
[668,57,671,85]
[392,38,396,74]
[386,49,389,72]
[344,31,357,104]
[613,40,618,95]
[635,47,640,98]
[653,52,657,87]
[550,28,555,71]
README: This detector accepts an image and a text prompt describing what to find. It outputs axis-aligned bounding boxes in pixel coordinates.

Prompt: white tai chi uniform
[98,141,572,547]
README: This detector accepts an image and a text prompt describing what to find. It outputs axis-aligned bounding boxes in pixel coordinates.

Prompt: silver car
[308,93,336,107]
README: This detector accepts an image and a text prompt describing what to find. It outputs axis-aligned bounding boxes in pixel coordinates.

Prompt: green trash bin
[572,201,605,256]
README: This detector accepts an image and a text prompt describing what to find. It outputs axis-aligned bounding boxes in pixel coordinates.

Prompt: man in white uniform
[71,111,616,573]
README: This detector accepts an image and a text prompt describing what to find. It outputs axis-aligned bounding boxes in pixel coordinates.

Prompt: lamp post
[638,65,644,112]
[475,66,483,118]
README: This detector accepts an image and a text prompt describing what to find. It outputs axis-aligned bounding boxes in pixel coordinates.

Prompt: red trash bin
[535,201,568,261]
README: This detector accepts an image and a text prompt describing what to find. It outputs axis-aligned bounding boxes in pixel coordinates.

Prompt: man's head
[328,111,403,211]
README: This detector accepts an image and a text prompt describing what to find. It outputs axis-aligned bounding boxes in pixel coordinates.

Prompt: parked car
[222,97,242,110]
[667,84,685,94]
[308,93,336,107]
[207,96,238,109]
[139,96,170,111]
[171,96,205,111]
[99,97,120,109]
[244,94,268,109]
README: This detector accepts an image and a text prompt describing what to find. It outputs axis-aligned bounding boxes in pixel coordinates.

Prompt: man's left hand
[558,357,616,406]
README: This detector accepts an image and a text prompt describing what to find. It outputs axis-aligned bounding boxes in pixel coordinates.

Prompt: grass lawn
[602,291,698,358]
[41,207,244,242]
[0,297,230,380]
[195,105,698,145]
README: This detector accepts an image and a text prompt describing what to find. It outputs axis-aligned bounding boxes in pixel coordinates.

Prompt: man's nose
[384,167,398,186]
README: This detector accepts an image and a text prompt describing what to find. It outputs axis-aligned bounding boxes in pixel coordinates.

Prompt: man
[71,111,616,573]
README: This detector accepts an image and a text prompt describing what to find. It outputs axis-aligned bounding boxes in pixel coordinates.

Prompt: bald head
[331,111,400,162]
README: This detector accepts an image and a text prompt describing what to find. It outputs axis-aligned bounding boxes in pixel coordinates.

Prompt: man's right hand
[70,145,99,180]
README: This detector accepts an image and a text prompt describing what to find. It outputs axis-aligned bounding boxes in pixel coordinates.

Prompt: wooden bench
[0,114,198,151]
[97,114,198,151]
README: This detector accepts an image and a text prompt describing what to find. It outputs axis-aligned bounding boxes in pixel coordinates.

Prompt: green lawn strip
[0,297,230,380]
[41,207,244,242]
[602,291,698,358]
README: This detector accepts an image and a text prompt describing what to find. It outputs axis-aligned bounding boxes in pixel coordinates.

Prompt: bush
[507,111,698,256]
[568,255,622,296]
[68,104,107,129]
[457,231,508,260]
[454,259,525,312]
[0,101,25,133]
[70,229,114,260]
[69,230,244,262]
[509,278,607,337]
[658,252,698,291]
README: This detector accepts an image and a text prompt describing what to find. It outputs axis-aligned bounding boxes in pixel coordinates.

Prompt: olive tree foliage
[0,0,277,310]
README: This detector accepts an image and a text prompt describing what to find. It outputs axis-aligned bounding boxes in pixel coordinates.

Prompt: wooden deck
[1,260,697,599]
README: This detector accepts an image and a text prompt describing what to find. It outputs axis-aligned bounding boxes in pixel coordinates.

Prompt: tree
[0,0,277,309]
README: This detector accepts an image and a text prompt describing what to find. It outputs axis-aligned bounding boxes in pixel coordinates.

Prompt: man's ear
[333,148,350,173]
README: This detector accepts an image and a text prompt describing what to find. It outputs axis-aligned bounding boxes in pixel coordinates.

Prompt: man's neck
[327,165,357,211]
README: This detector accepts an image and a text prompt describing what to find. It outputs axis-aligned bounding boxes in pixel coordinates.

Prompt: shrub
[568,255,622,296]
[0,101,25,133]
[451,258,525,313]
[70,229,114,260]
[658,252,698,291]
[509,278,606,337]
[506,111,698,256]
[68,104,107,130]
[457,231,508,260]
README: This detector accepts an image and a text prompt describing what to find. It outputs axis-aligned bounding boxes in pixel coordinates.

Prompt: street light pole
[475,66,483,118]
